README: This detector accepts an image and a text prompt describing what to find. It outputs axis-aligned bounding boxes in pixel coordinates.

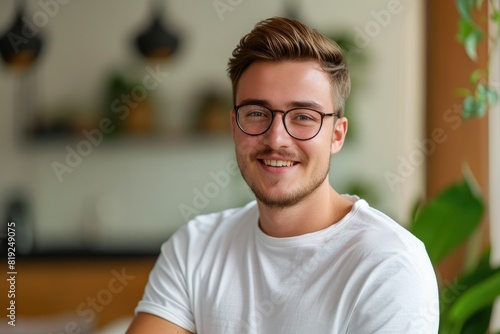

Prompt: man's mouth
[262,159,296,167]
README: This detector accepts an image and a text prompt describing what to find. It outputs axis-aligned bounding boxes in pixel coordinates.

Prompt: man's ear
[331,117,348,155]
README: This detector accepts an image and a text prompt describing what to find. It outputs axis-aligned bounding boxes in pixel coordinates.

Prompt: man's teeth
[263,159,294,167]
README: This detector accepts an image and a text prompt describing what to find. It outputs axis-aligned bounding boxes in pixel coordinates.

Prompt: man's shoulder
[188,200,258,231]
[339,199,434,280]
[157,201,258,268]
[169,200,258,246]
[346,199,426,255]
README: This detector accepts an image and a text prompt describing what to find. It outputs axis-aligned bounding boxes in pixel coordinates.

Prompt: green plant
[410,172,500,333]
[408,1,500,333]
[456,0,499,118]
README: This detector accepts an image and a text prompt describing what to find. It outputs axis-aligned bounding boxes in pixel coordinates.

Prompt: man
[127,17,439,333]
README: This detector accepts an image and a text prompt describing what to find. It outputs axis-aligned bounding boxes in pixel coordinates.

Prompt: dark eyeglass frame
[234,104,339,141]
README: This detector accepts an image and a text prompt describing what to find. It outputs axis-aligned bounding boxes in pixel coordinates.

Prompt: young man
[127,17,439,333]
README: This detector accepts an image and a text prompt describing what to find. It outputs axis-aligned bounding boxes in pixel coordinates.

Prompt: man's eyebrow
[287,100,324,110]
[236,98,269,107]
[236,99,325,111]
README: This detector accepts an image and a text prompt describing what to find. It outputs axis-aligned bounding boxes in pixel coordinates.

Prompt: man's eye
[247,111,267,118]
[295,114,314,121]
[292,113,317,122]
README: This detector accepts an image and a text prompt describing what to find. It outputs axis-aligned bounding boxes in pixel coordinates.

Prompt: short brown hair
[227,16,351,117]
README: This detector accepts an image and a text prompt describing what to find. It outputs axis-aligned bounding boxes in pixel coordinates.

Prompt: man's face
[231,60,347,208]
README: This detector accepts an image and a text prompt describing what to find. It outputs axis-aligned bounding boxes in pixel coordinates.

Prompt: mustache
[250,147,302,161]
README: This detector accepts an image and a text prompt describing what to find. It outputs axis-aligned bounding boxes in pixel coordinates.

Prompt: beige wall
[489,3,500,328]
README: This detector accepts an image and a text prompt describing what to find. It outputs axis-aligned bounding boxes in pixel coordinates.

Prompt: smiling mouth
[262,159,296,167]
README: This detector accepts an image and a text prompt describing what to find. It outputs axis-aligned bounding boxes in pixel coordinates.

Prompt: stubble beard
[237,150,331,209]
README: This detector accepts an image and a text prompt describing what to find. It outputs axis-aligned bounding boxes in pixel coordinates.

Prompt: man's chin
[253,189,305,209]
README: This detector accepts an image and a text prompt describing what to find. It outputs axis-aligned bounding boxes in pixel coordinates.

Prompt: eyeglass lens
[236,105,325,140]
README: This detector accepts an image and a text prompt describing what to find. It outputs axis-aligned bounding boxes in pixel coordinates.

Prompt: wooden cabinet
[1,255,157,331]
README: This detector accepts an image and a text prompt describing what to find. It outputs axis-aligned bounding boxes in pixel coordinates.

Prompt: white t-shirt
[135,197,439,333]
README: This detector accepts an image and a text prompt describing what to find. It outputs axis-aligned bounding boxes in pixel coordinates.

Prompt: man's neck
[256,184,354,238]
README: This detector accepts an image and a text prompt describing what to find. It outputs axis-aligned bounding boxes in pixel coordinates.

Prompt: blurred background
[0,0,498,333]
[0,0,425,254]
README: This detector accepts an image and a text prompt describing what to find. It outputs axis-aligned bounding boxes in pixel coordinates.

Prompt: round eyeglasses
[234,104,338,141]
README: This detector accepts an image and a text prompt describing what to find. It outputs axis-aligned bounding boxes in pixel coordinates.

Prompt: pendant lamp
[134,1,180,60]
[0,1,43,70]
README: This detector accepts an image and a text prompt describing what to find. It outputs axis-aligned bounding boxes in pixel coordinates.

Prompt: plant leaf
[458,248,493,287]
[476,83,488,103]
[454,87,472,97]
[492,10,500,24]
[456,0,475,23]
[462,96,475,118]
[409,178,484,265]
[462,95,487,118]
[459,306,492,334]
[447,270,500,332]
[438,249,494,333]
[486,87,498,104]
[469,69,484,85]
[464,28,483,61]
[457,19,475,43]
[490,9,500,25]
[456,18,483,61]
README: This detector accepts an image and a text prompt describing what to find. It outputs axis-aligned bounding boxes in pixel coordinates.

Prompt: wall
[489,3,500,328]
[0,0,425,252]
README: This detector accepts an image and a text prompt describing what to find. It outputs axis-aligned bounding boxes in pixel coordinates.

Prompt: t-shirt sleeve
[346,246,440,334]
[134,226,196,333]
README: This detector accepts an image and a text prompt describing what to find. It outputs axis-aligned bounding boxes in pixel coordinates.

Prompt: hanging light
[134,2,180,60]
[0,1,43,70]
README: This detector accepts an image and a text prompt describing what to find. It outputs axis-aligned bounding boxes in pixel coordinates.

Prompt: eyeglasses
[234,104,338,141]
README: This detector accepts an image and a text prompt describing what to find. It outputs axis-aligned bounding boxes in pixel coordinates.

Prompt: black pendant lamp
[134,2,180,60]
[0,1,43,70]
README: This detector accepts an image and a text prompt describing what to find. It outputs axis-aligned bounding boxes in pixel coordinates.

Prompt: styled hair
[227,16,351,117]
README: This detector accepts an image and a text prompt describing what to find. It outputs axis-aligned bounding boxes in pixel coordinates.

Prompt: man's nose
[262,112,292,146]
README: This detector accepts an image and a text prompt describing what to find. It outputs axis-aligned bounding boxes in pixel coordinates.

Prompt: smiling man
[127,17,439,334]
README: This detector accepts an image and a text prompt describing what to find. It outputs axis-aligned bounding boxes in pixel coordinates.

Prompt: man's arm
[126,312,194,334]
